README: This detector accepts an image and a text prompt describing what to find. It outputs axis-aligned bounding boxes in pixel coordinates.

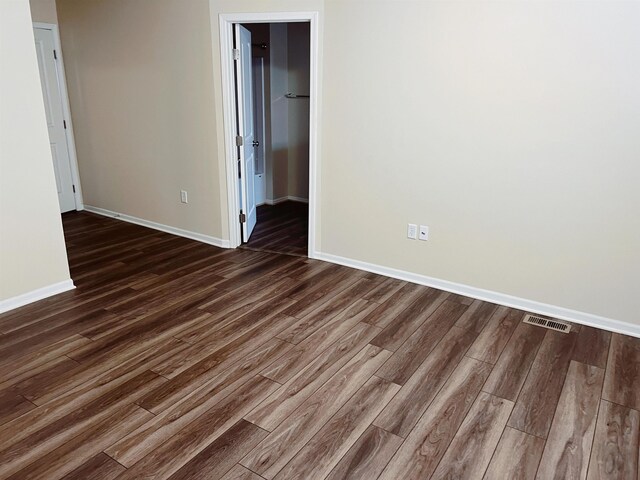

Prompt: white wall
[319,0,640,326]
[0,0,72,305]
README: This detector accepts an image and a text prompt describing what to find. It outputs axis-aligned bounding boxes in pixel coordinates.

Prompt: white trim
[84,206,231,249]
[33,22,84,211]
[264,196,309,205]
[217,11,320,258]
[0,280,75,314]
[219,15,239,250]
[315,252,640,339]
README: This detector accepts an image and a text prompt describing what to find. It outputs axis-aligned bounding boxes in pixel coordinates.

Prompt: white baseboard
[315,252,640,339]
[84,206,231,249]
[0,280,75,314]
[265,196,309,206]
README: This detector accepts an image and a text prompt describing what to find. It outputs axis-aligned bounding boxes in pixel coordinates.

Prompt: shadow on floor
[241,201,308,257]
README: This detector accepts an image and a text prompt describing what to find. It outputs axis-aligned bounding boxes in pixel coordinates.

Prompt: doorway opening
[239,22,309,256]
[219,12,319,258]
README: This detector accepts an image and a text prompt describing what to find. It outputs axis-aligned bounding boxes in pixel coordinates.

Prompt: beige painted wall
[55,0,639,326]
[29,0,58,23]
[320,0,640,325]
[0,0,71,302]
[57,0,224,239]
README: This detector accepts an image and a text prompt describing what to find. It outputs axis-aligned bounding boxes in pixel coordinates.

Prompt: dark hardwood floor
[0,211,638,479]
[243,201,308,257]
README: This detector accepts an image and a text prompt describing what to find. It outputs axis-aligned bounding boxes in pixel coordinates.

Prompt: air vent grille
[523,314,571,333]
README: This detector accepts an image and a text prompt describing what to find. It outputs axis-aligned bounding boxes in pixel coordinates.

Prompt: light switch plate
[407,224,417,240]
[419,225,429,241]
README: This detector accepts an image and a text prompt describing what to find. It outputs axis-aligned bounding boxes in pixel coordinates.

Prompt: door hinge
[72,185,76,193]
[63,120,67,129]
[239,211,246,223]
[233,48,240,61]
[235,135,243,146]
[53,49,57,60]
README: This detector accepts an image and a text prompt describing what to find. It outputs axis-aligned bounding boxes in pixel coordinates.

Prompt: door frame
[219,12,319,257]
[33,22,84,211]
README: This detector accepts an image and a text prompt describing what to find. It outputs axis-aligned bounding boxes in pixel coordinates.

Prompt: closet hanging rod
[285,93,310,99]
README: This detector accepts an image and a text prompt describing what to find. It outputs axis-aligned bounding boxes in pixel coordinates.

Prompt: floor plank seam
[242,463,269,479]
[427,381,487,478]
[502,329,551,433]
[599,397,640,414]
[63,353,81,365]
[465,352,494,365]
[483,425,510,480]
[134,402,158,416]
[257,373,284,386]
[529,347,577,441]
[103,450,129,470]
[583,399,604,480]
[531,436,550,479]
[19,394,38,408]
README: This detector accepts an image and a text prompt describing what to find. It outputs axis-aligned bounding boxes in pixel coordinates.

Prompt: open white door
[234,24,257,241]
[34,27,76,213]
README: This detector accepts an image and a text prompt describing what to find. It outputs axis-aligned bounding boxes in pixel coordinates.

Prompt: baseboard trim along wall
[84,205,231,249]
[314,252,640,339]
[264,196,309,206]
[0,280,75,314]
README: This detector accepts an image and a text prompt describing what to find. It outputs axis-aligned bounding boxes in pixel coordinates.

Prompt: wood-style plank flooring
[0,211,638,479]
[243,202,308,257]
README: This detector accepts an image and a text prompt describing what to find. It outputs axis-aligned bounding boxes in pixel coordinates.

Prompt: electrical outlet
[419,225,429,241]
[407,224,417,240]
[180,190,188,204]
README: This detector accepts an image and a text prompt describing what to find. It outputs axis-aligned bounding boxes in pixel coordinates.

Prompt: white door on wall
[33,27,76,213]
[234,24,257,241]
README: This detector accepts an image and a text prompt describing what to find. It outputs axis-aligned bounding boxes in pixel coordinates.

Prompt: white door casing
[234,24,257,241]
[34,26,76,213]
[218,12,319,255]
